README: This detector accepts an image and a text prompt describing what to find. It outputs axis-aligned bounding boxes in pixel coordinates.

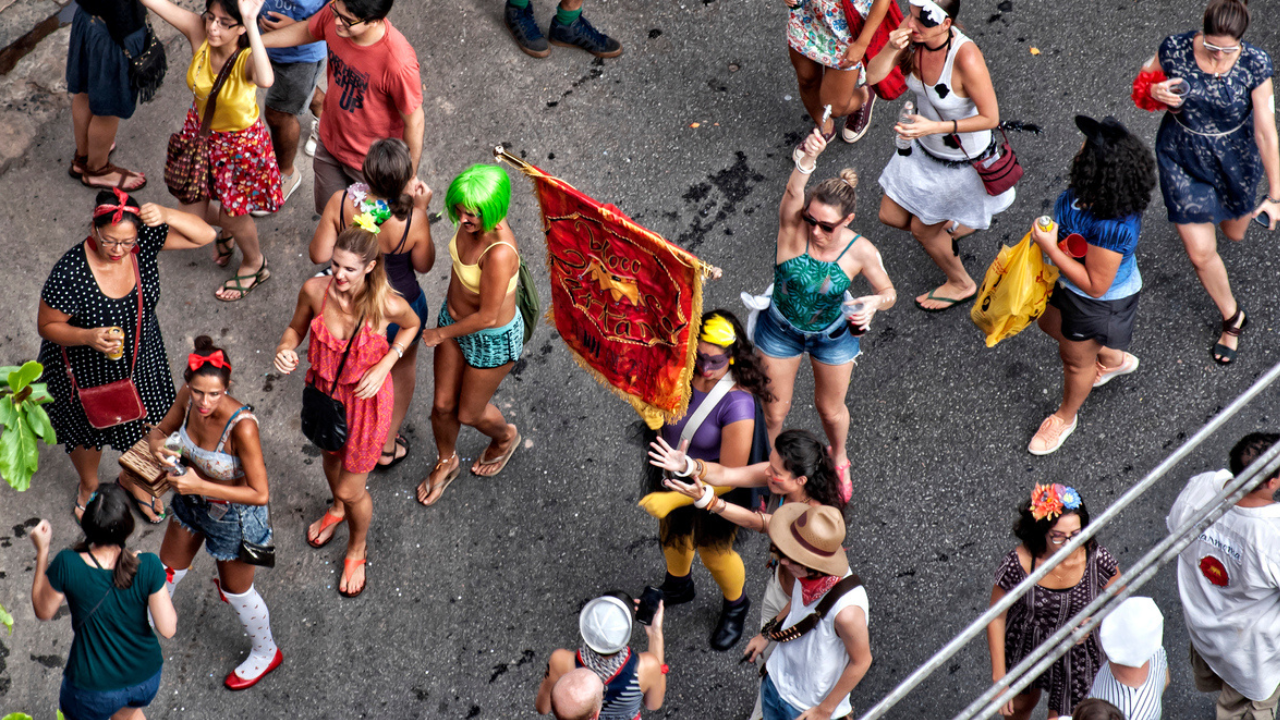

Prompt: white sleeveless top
[907,28,992,162]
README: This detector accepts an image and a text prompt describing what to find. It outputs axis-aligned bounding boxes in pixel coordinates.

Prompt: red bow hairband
[188,350,231,372]
[92,187,140,225]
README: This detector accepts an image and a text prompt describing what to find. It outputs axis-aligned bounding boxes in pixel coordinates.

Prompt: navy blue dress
[1155,32,1273,224]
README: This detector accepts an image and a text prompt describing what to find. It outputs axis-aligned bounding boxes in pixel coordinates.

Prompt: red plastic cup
[1059,233,1088,259]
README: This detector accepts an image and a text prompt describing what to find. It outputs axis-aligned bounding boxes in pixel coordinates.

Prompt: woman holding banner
[754,128,895,502]
[417,165,524,507]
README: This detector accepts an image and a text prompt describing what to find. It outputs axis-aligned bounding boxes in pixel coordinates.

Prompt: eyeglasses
[201,11,241,29]
[94,229,137,249]
[1202,40,1241,54]
[802,211,840,233]
[329,1,367,27]
[1048,529,1083,543]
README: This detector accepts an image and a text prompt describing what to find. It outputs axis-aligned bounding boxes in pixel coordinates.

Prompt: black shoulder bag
[300,312,364,452]
[122,19,167,104]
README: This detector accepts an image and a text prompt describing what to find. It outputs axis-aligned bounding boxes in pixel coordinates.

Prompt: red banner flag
[497,148,710,428]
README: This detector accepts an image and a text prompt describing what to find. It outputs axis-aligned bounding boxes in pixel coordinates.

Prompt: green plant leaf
[0,365,21,385]
[7,361,41,394]
[27,404,55,445]
[27,383,53,404]
[0,600,12,635]
[0,395,16,429]
[58,713,65,720]
[0,412,35,492]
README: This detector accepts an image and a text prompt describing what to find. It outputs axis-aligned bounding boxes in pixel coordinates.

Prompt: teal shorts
[438,305,524,369]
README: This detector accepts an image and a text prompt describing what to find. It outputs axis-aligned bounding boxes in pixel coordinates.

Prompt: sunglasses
[802,211,840,233]
[695,352,730,373]
[329,0,367,27]
[1202,40,1241,54]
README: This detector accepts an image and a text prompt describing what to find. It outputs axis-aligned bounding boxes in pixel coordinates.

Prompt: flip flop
[338,557,367,598]
[306,509,345,549]
[417,454,460,506]
[130,494,166,524]
[471,428,522,477]
[215,258,270,302]
[914,289,977,313]
[212,232,236,267]
[376,434,410,470]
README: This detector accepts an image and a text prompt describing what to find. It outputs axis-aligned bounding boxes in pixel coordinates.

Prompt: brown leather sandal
[81,162,146,192]
[69,143,118,180]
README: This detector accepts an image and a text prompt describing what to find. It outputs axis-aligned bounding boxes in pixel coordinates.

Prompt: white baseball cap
[579,596,633,655]
[1099,597,1164,667]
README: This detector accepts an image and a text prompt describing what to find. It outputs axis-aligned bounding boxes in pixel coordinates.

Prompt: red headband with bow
[188,350,231,373]
[93,188,140,225]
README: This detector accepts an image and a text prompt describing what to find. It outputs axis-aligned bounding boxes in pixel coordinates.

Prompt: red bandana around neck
[798,573,841,605]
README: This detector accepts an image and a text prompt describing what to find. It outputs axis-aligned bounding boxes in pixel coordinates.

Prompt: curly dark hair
[1012,497,1094,558]
[775,429,846,510]
[1068,128,1157,220]
[701,309,774,403]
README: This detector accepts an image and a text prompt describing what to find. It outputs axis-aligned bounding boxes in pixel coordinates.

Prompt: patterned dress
[994,545,1119,716]
[1156,31,1273,224]
[304,284,393,473]
[37,227,176,453]
[787,0,870,79]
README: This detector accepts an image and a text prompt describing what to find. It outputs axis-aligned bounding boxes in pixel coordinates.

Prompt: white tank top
[907,29,993,161]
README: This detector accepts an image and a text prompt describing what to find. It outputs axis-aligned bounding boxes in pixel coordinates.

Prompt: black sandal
[376,434,410,470]
[1212,306,1248,365]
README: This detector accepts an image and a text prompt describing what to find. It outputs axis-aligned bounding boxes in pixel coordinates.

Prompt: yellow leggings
[662,543,745,601]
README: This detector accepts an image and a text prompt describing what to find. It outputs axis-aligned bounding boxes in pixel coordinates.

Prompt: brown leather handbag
[62,253,147,430]
[164,48,242,204]
[118,438,169,497]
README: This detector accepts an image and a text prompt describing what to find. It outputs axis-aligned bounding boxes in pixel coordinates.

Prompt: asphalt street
[3,0,1280,717]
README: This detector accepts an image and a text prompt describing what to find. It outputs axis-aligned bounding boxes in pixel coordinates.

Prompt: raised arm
[29,521,63,621]
[780,129,825,230]
[237,0,274,89]
[865,25,910,86]
[137,204,217,250]
[138,0,205,51]
[260,13,317,47]
[647,436,770,488]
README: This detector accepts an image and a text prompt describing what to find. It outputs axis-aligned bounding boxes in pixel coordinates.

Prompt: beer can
[105,327,124,361]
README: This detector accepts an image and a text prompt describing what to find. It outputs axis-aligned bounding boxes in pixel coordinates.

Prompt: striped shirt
[1087,646,1167,720]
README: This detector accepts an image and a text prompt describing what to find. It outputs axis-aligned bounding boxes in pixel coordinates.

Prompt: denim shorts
[438,305,524,369]
[265,57,323,115]
[170,494,272,562]
[386,290,429,347]
[60,668,161,720]
[753,303,861,366]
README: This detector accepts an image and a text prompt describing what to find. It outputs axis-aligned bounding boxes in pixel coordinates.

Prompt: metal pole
[854,359,1280,720]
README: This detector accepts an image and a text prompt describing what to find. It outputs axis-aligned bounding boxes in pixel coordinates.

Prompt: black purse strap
[329,311,366,396]
[765,574,863,643]
[62,249,144,394]
[75,550,117,633]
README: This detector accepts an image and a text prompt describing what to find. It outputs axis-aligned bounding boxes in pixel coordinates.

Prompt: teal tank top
[772,235,860,331]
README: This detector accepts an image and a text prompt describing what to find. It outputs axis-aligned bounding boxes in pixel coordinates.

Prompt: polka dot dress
[37,225,176,453]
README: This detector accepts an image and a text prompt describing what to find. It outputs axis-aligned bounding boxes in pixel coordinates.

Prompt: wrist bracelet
[694,484,715,509]
[391,343,404,359]
[1268,196,1280,204]
[675,455,696,477]
[795,159,816,175]
[694,458,706,481]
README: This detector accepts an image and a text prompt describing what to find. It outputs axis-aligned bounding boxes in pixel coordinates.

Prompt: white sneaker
[303,118,319,157]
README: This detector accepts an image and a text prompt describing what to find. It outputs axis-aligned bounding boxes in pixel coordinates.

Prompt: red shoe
[224,647,283,691]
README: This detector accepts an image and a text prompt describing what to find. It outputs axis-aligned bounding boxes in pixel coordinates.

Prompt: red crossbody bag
[62,251,148,429]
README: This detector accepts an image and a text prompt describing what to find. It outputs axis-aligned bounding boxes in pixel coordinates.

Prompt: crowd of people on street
[17,0,1280,717]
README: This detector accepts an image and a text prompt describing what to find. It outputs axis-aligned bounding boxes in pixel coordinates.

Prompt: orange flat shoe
[338,557,367,598]
[306,510,345,549]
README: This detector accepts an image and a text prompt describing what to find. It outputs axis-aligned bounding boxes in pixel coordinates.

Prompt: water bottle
[164,432,184,476]
[895,101,915,156]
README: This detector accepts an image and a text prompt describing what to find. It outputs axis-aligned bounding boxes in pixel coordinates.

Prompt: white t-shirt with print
[1167,469,1280,701]
[765,571,868,717]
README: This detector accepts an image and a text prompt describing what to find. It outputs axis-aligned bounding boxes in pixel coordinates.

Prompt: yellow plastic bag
[970,232,1060,347]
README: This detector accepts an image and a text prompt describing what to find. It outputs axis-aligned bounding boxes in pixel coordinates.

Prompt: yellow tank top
[186,42,258,133]
[449,233,518,295]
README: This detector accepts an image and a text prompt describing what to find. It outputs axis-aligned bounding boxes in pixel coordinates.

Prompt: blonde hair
[334,227,394,331]
[807,168,859,216]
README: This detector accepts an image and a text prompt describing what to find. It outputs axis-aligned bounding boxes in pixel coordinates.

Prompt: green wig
[445,164,511,233]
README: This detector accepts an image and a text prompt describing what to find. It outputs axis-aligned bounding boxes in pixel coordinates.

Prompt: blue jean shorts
[66,8,146,119]
[754,303,861,366]
[170,494,272,562]
[438,305,524,369]
[387,290,429,346]
[60,668,161,720]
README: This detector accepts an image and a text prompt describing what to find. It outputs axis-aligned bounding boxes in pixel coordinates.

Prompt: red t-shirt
[309,6,423,170]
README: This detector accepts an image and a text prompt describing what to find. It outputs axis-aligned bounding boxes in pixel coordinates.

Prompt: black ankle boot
[709,595,751,651]
[659,573,696,605]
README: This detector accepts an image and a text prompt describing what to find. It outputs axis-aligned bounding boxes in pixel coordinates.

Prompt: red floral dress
[305,286,392,473]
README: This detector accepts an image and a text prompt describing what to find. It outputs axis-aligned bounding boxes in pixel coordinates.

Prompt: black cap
[1074,115,1130,146]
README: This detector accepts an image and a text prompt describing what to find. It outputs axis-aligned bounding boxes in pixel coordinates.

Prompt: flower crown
[1030,483,1082,522]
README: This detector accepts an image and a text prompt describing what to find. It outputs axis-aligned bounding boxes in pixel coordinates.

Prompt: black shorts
[1048,283,1139,350]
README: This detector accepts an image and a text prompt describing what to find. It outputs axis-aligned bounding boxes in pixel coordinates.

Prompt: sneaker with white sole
[841,91,876,143]
[1093,352,1139,388]
[1028,414,1077,455]
[303,118,319,157]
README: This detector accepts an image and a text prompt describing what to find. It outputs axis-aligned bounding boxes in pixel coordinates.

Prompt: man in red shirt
[262,0,424,213]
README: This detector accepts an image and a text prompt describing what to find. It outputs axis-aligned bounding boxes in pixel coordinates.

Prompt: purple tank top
[339,190,421,303]
[660,387,756,462]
